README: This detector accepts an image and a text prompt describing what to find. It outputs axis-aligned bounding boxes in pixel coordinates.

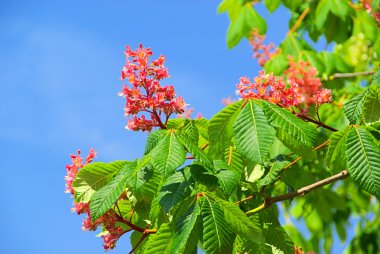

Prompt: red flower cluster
[250,29,280,66]
[284,59,331,106]
[236,69,331,108]
[119,44,186,131]
[65,149,128,250]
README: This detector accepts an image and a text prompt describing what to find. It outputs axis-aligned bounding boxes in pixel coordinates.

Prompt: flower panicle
[120,44,186,131]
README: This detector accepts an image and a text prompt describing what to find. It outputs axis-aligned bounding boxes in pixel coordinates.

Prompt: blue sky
[0,1,311,253]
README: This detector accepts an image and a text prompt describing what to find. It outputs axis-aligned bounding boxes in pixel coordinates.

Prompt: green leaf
[264,0,281,13]
[346,126,380,197]
[178,132,214,170]
[262,101,317,148]
[233,100,275,164]
[215,196,262,243]
[184,120,200,144]
[363,87,380,124]
[259,160,289,188]
[224,146,245,177]
[144,130,167,155]
[166,119,186,129]
[208,100,243,157]
[149,195,168,227]
[168,199,201,254]
[372,69,380,86]
[216,169,239,196]
[326,127,350,172]
[226,9,245,49]
[263,53,288,75]
[225,5,266,48]
[281,0,303,11]
[260,207,294,254]
[124,157,150,193]
[158,169,194,212]
[344,90,368,124]
[73,161,128,203]
[217,0,238,14]
[201,196,234,254]
[280,33,303,57]
[151,131,186,179]
[315,0,330,30]
[329,0,350,20]
[194,118,209,148]
[89,164,130,221]
[190,164,219,188]
[144,223,173,254]
[244,6,267,35]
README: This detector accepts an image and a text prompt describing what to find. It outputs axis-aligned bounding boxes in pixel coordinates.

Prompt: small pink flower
[250,29,280,66]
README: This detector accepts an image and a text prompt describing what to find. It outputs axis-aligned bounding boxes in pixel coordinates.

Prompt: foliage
[65,1,380,253]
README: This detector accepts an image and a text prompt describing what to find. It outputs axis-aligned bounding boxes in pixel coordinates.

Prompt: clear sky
[0,1,307,253]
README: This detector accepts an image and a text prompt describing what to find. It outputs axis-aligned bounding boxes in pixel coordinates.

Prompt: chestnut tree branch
[330,71,375,79]
[246,170,349,215]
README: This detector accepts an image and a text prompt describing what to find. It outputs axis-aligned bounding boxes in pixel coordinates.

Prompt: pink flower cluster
[65,149,96,195]
[250,29,280,66]
[236,69,331,108]
[362,0,380,27]
[284,59,331,106]
[119,44,186,131]
[65,149,128,250]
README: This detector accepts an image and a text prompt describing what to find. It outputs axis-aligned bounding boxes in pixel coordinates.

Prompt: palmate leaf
[343,90,368,124]
[168,199,201,254]
[215,169,239,196]
[214,196,262,243]
[151,130,186,179]
[183,120,200,144]
[262,101,317,149]
[259,160,289,188]
[124,157,150,194]
[89,163,131,221]
[208,100,243,158]
[73,161,128,203]
[201,196,234,254]
[346,126,380,197]
[158,169,194,212]
[178,132,214,170]
[194,118,209,148]
[263,0,280,13]
[144,130,167,155]
[233,99,275,165]
[190,164,219,188]
[260,207,294,254]
[225,146,245,177]
[326,127,350,172]
[137,167,163,203]
[144,223,173,254]
[362,87,380,124]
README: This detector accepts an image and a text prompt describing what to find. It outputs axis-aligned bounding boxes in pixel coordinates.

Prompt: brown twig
[330,71,375,80]
[186,143,209,159]
[129,232,149,254]
[246,170,349,215]
[297,114,338,132]
[235,195,255,205]
[153,110,167,129]
[129,207,135,222]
